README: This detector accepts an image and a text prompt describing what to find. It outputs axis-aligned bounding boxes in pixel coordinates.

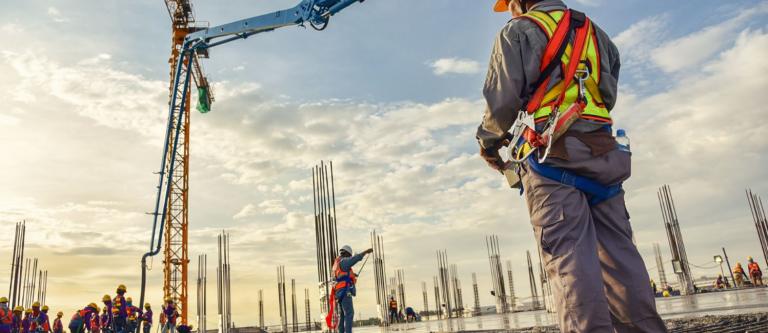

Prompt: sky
[1,0,768,328]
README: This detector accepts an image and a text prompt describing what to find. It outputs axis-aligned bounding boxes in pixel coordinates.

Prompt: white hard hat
[340,245,353,255]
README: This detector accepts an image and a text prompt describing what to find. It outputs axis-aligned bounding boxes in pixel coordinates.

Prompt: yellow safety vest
[523,10,612,124]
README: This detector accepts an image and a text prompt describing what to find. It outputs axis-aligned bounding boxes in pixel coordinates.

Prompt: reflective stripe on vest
[332,257,357,291]
[522,10,611,124]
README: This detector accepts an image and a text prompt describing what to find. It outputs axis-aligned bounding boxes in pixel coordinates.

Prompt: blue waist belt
[526,155,622,206]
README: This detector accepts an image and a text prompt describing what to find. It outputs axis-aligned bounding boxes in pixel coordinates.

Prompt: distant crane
[158,0,214,325]
[138,0,370,330]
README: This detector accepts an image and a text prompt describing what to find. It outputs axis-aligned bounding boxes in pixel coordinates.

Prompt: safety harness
[505,9,622,206]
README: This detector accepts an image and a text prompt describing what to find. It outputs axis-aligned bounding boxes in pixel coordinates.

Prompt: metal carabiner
[575,68,590,102]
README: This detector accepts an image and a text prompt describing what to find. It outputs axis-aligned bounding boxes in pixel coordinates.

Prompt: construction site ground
[362,288,768,333]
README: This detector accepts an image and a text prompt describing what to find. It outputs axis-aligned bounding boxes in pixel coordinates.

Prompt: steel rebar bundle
[450,264,464,316]
[436,250,454,318]
[258,290,264,330]
[8,221,26,309]
[304,288,311,331]
[505,261,516,311]
[746,189,768,269]
[396,269,406,315]
[216,232,232,333]
[486,235,508,314]
[291,279,298,333]
[312,161,339,325]
[658,185,694,295]
[526,250,541,310]
[370,230,389,325]
[421,281,429,321]
[277,266,288,333]
[196,254,207,333]
[432,276,441,319]
[653,243,668,289]
[471,273,480,316]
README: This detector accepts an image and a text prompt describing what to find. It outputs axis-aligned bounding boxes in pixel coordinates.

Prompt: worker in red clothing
[748,257,763,286]
[125,299,140,333]
[68,304,99,333]
[51,313,63,333]
[0,298,13,333]
[89,314,100,333]
[159,298,178,333]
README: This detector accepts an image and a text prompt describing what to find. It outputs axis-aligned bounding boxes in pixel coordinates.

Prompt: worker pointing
[477,1,666,332]
[331,245,372,333]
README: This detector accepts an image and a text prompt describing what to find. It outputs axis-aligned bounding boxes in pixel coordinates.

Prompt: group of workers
[0,298,60,333]
[1,285,186,333]
[732,256,763,288]
[386,297,419,324]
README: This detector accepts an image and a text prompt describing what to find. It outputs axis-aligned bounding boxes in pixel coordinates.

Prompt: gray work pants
[521,137,667,333]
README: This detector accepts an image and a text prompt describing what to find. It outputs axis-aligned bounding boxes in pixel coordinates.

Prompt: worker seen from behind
[68,304,98,333]
[101,295,112,333]
[748,257,763,286]
[0,297,12,333]
[405,307,418,322]
[477,0,666,332]
[22,309,31,333]
[52,313,62,333]
[333,245,373,333]
[387,296,398,324]
[125,298,139,333]
[113,286,127,333]
[98,309,109,333]
[160,298,178,333]
[88,313,100,333]
[734,263,747,287]
[140,304,151,333]
[12,307,23,333]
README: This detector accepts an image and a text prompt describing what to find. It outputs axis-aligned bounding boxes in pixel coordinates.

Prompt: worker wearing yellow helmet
[52,312,63,333]
[0,297,12,333]
[101,294,113,333]
[68,304,98,333]
[113,286,128,333]
[477,0,666,332]
[30,302,50,333]
[140,304,152,333]
[125,298,141,333]
[160,298,178,333]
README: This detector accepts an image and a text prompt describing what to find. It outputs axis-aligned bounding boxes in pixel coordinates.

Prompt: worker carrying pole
[326,246,373,333]
[476,1,666,332]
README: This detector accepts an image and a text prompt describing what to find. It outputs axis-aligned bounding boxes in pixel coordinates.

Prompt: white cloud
[233,204,258,219]
[650,3,768,73]
[613,15,669,69]
[429,57,482,75]
[47,7,70,23]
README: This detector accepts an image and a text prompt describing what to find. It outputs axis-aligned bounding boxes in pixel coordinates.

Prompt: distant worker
[12,307,23,333]
[99,309,109,333]
[160,298,178,333]
[387,297,398,324]
[52,313,63,333]
[101,295,112,333]
[748,257,763,286]
[734,263,747,287]
[405,307,418,322]
[476,1,666,332]
[0,297,13,333]
[113,286,127,333]
[140,304,152,333]
[714,275,726,289]
[332,245,373,333]
[68,304,98,333]
[125,298,139,333]
[650,279,657,294]
[22,309,31,333]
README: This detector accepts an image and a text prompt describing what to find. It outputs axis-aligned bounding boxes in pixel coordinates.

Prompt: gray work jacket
[476,0,621,149]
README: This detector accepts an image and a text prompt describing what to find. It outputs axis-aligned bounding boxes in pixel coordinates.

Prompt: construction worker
[333,245,373,333]
[22,309,32,333]
[113,286,127,333]
[88,313,100,333]
[477,1,666,332]
[32,304,50,333]
[68,304,98,333]
[98,309,109,333]
[124,299,139,333]
[52,313,62,333]
[11,307,23,333]
[405,307,418,322]
[0,298,12,333]
[159,298,177,333]
[714,275,726,289]
[139,305,151,333]
[387,296,398,324]
[650,279,657,294]
[748,257,763,286]
[734,263,747,287]
[101,295,112,333]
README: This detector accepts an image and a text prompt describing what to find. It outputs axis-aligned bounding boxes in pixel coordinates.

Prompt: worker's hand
[364,248,374,255]
[479,137,511,173]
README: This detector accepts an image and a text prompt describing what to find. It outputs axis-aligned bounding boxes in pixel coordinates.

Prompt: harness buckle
[575,68,590,104]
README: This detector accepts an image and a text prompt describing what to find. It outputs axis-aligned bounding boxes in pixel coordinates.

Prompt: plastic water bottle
[616,129,631,152]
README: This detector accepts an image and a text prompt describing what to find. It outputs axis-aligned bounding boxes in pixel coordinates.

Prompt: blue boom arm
[137,0,368,324]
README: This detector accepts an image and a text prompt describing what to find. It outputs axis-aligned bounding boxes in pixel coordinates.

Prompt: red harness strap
[525,10,573,113]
